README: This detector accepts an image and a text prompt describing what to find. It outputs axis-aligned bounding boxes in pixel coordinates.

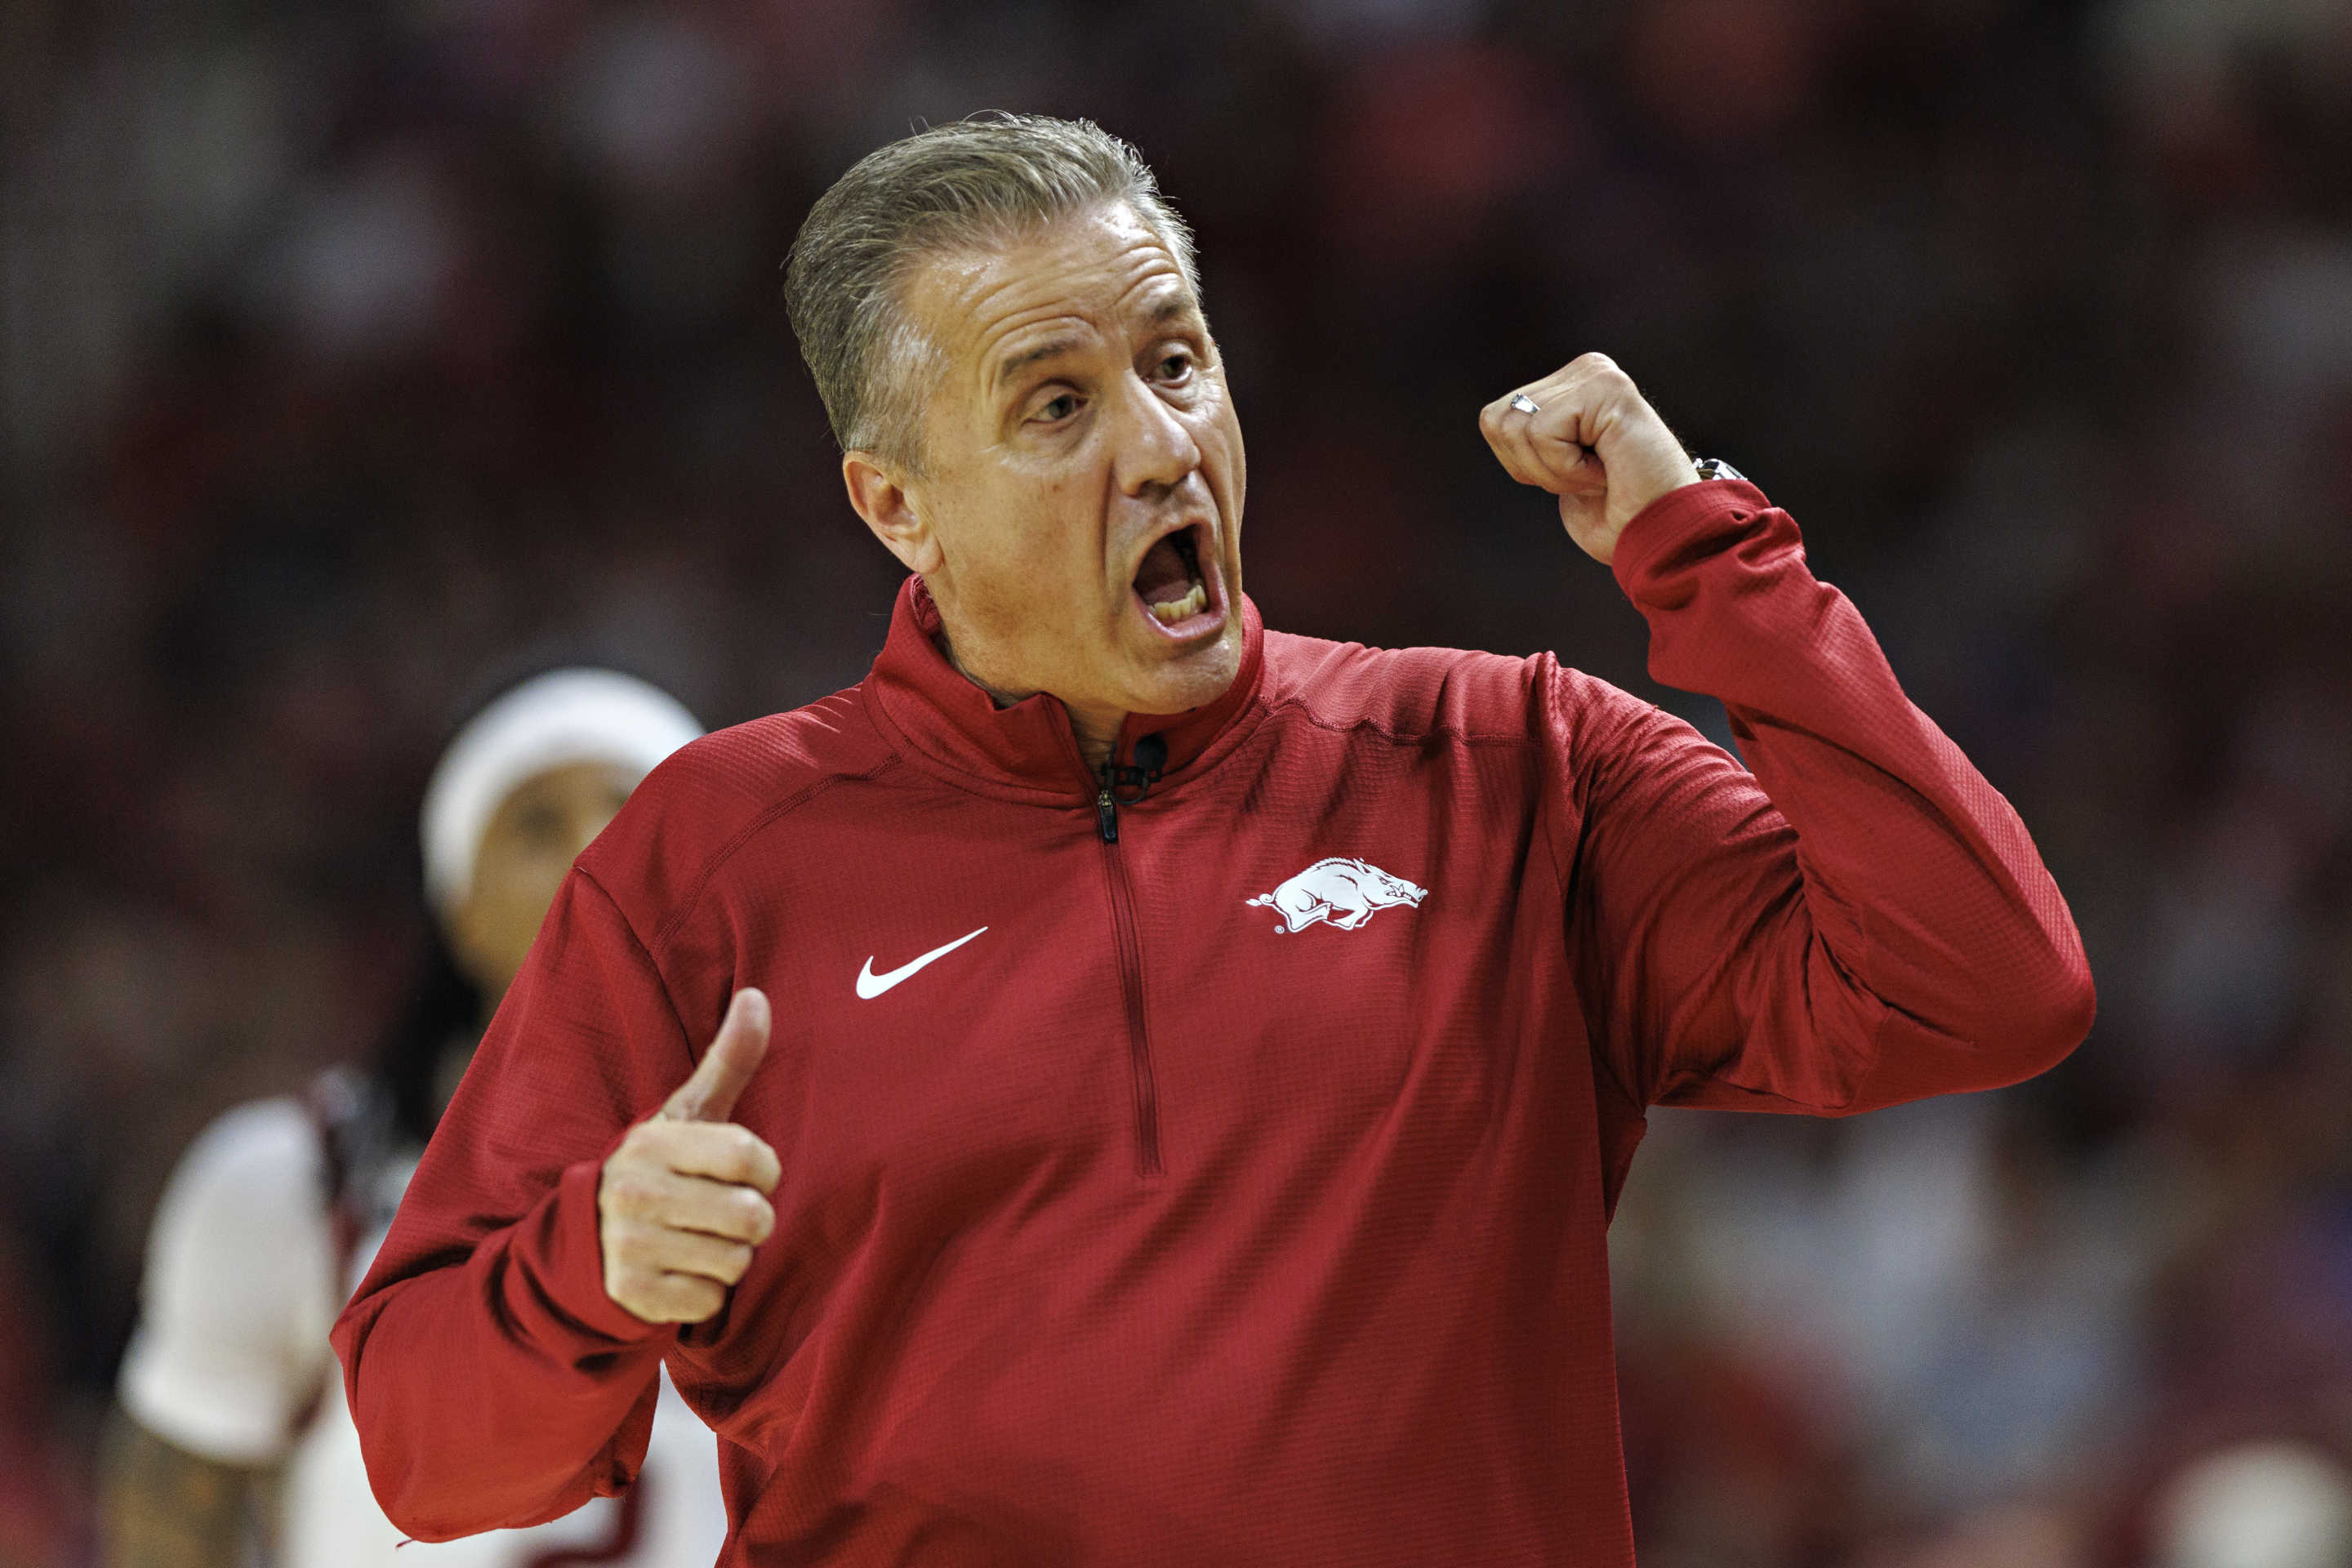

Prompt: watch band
[1693,457,1747,483]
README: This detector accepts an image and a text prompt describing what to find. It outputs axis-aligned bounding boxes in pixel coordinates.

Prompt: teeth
[1147,578,1208,625]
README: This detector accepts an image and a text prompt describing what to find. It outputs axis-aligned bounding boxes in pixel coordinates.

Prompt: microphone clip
[1098,733,1169,805]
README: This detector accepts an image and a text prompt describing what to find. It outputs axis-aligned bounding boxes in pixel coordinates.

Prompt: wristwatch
[1693,457,1747,483]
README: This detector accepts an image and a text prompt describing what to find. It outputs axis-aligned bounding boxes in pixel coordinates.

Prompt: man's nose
[1107,374,1201,497]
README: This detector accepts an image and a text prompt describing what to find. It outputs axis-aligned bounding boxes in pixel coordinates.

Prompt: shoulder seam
[1260,691,1533,751]
[646,754,904,951]
[1534,661,1575,896]
[571,864,690,1033]
[1536,664,1651,1118]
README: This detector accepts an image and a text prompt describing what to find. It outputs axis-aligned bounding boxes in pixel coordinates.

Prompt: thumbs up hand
[598,988,782,1325]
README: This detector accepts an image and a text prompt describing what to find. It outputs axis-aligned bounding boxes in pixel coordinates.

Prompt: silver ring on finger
[1508,394,1540,415]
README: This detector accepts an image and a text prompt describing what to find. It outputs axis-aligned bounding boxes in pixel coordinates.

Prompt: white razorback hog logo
[1245,858,1428,933]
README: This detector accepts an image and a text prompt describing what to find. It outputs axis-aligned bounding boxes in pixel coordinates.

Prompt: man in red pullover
[334,113,2096,1565]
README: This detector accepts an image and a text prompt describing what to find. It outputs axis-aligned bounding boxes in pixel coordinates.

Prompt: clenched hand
[599,987,779,1325]
[1479,353,1699,565]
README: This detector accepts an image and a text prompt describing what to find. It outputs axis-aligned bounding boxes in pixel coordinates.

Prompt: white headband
[421,668,702,911]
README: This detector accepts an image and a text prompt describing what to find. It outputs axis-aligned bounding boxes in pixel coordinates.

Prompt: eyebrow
[991,336,1085,394]
[987,299,1203,396]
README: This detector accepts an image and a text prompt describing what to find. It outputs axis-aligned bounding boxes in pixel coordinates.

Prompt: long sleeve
[329,868,693,1540]
[1565,479,2094,1117]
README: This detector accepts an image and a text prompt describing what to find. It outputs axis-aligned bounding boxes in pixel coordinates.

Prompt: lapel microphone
[1100,733,1169,804]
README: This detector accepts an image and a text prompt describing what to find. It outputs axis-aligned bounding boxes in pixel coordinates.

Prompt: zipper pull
[1096,786,1119,843]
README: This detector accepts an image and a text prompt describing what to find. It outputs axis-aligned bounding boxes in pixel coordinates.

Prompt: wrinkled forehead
[899,202,1198,392]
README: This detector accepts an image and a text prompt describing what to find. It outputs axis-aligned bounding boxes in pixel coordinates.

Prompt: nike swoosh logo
[856,926,989,1000]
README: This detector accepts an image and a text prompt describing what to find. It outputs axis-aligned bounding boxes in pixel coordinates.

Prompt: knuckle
[614,1133,669,1177]
[720,1188,773,1242]
[609,1219,660,1267]
[721,1124,765,1172]
[602,1169,655,1214]
[597,1173,631,1216]
[677,1279,724,1323]
[608,1266,657,1317]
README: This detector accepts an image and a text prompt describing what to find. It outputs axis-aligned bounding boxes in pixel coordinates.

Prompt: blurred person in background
[98,669,726,1567]
[332,114,2092,1564]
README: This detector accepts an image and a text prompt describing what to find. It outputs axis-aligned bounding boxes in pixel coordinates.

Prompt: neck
[1062,704,1123,773]
[938,630,1125,774]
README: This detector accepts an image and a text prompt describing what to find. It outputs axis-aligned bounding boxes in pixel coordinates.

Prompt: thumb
[659,987,772,1124]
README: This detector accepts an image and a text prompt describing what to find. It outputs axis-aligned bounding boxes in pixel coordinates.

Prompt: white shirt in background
[119,1095,729,1567]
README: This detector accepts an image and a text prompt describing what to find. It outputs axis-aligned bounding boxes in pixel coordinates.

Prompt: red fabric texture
[333,479,2094,1563]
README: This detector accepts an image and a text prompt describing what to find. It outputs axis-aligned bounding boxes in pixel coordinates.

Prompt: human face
[446,760,638,999]
[848,202,1246,753]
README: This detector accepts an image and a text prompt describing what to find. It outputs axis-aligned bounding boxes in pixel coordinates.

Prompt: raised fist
[1479,353,1699,564]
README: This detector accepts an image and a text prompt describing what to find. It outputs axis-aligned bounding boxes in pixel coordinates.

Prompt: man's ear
[844,452,942,575]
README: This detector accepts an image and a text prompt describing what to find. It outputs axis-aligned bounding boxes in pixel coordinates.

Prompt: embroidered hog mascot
[1245,858,1428,933]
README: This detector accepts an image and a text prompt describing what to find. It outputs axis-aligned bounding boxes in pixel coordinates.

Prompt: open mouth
[1130,522,1218,635]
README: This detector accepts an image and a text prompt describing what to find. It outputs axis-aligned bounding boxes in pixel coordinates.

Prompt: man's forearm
[1614,481,2095,1105]
[97,1408,276,1568]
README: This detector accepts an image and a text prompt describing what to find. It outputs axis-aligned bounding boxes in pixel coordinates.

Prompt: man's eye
[1158,353,1192,381]
[1035,394,1077,423]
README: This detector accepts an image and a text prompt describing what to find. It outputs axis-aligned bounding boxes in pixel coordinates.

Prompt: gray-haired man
[337,114,2091,1564]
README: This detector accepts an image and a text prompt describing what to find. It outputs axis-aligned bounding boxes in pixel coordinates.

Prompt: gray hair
[783,113,1199,472]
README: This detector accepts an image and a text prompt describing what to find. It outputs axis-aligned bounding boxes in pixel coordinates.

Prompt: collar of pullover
[866,574,1267,804]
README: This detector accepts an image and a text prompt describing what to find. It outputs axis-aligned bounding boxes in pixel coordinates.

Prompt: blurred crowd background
[5,0,2351,1563]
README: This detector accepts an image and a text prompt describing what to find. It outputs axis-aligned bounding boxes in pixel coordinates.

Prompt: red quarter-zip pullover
[334,480,2094,1565]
